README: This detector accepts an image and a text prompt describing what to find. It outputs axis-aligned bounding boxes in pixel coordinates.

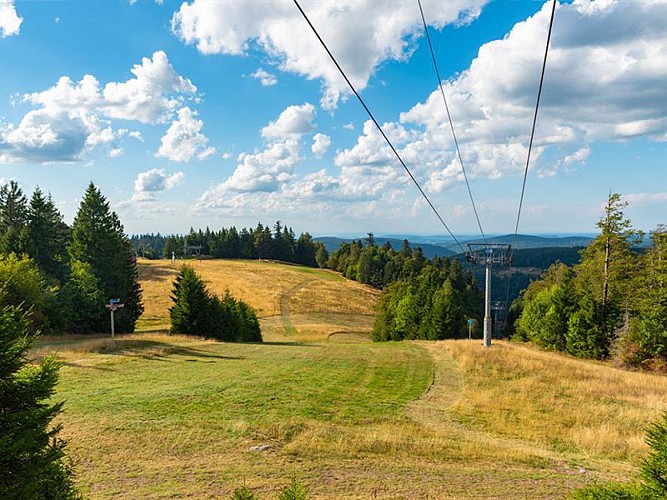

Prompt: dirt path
[278,279,316,336]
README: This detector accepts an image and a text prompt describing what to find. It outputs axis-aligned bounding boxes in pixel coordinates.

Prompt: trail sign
[105,300,125,344]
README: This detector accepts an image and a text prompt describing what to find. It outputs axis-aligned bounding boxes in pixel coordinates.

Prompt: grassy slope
[43,259,667,499]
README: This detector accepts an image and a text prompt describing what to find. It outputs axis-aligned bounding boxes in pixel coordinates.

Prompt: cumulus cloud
[563,146,591,166]
[172,0,487,109]
[131,168,184,202]
[0,51,200,163]
[0,0,22,37]
[250,67,278,86]
[156,107,215,161]
[261,102,315,141]
[196,0,667,226]
[311,133,330,158]
[371,0,667,190]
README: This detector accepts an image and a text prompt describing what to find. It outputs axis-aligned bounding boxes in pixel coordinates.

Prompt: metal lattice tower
[466,243,512,347]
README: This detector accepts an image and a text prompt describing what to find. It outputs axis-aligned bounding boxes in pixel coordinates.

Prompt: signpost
[105,299,124,345]
[467,318,474,341]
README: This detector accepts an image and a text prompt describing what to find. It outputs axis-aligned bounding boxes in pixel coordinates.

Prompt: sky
[0,0,665,238]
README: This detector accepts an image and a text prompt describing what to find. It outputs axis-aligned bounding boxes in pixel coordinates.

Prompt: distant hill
[314,236,457,259]
[451,234,593,252]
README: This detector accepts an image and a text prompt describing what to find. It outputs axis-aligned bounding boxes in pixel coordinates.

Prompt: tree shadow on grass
[62,361,116,372]
[73,339,245,362]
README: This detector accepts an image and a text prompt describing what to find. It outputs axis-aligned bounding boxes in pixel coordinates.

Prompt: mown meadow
[38,259,667,498]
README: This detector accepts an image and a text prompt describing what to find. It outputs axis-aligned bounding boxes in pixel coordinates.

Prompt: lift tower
[466,243,512,347]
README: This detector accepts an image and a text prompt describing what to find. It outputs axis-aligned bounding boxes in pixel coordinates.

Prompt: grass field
[39,259,667,498]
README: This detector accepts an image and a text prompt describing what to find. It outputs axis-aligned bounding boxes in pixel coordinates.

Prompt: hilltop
[35,259,667,498]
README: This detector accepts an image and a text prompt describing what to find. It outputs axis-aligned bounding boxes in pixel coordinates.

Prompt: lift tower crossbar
[465,243,512,348]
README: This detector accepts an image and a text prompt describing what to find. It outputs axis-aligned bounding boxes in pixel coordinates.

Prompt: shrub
[0,297,79,499]
[230,484,258,500]
[278,476,308,500]
[642,411,667,496]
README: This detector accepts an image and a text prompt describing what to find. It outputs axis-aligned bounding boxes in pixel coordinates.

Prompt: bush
[230,484,258,500]
[642,411,667,496]
[0,297,79,499]
[569,482,645,500]
[278,476,308,500]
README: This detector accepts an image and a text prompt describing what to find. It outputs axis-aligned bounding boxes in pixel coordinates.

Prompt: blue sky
[1,0,665,237]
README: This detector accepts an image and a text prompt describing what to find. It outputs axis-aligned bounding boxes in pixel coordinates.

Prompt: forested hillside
[512,194,667,370]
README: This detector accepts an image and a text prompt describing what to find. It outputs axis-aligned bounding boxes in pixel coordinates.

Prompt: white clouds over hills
[171,0,487,109]
[192,0,667,224]
[0,51,211,163]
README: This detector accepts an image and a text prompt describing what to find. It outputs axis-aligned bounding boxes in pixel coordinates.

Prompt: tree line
[512,193,667,369]
[323,234,484,341]
[131,221,329,268]
[0,181,143,334]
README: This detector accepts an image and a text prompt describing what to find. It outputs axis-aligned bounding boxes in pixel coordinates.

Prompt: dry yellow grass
[136,258,378,342]
[444,340,667,465]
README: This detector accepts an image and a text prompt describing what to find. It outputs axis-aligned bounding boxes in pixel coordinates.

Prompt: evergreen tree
[170,265,212,336]
[0,296,79,499]
[314,242,328,268]
[69,183,143,333]
[575,193,640,343]
[0,180,29,256]
[642,411,667,496]
[25,188,71,281]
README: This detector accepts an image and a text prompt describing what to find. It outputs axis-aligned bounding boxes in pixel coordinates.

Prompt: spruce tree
[0,297,79,499]
[26,188,71,281]
[642,411,667,496]
[68,183,143,333]
[169,265,212,336]
[0,180,29,255]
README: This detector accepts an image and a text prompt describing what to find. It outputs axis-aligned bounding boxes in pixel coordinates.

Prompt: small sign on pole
[467,318,474,341]
[105,299,124,345]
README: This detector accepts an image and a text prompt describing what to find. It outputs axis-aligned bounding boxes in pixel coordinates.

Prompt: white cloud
[156,107,214,162]
[0,51,198,163]
[563,146,591,166]
[0,0,22,37]
[624,192,667,204]
[128,130,144,142]
[108,147,123,158]
[370,0,667,190]
[132,168,184,202]
[261,102,315,141]
[172,0,487,109]
[195,0,667,225]
[342,122,355,131]
[250,67,278,86]
[311,133,330,158]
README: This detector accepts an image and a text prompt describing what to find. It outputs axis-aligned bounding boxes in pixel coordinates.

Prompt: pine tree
[169,265,211,336]
[642,411,667,496]
[0,297,79,499]
[633,226,667,365]
[69,183,143,333]
[0,180,29,256]
[26,188,71,281]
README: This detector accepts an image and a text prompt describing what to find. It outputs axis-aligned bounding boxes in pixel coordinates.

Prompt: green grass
[47,334,666,499]
[54,335,435,498]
